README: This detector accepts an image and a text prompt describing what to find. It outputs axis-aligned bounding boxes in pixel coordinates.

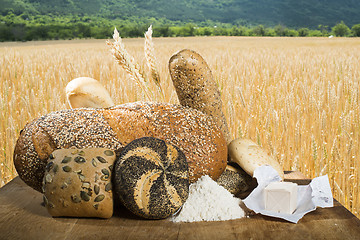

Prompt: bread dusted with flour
[14,101,227,192]
[114,137,189,219]
[169,49,231,143]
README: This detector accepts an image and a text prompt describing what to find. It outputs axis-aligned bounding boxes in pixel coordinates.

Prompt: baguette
[169,49,231,143]
[228,138,284,179]
[14,102,227,192]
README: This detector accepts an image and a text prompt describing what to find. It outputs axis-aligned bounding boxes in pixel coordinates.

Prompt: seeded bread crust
[169,49,231,144]
[43,148,115,218]
[114,137,189,219]
[216,163,253,195]
[14,102,228,192]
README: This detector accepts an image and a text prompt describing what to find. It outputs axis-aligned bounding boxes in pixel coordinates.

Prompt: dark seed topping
[74,156,86,164]
[94,194,105,202]
[100,175,109,181]
[93,204,99,210]
[49,154,55,159]
[101,168,110,176]
[61,156,72,164]
[104,150,114,156]
[91,158,97,167]
[78,150,85,156]
[108,165,113,172]
[96,156,107,163]
[78,173,85,182]
[45,162,54,172]
[105,183,112,192]
[62,166,72,172]
[94,185,100,195]
[53,164,59,173]
[43,195,49,205]
[71,194,81,203]
[80,191,90,201]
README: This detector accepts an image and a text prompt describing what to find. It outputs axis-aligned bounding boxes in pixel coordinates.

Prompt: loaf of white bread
[14,101,228,192]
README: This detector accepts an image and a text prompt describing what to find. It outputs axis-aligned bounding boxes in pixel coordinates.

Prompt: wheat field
[0,36,359,218]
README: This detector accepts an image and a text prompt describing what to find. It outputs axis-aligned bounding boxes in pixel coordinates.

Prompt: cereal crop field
[1,36,359,218]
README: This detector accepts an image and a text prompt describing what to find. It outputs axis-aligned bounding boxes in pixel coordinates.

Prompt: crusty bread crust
[169,49,231,143]
[14,102,227,192]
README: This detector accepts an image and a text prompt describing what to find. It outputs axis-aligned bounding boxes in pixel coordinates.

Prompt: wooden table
[0,174,359,240]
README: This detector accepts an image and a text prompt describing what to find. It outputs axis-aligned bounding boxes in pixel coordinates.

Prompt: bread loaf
[14,102,227,192]
[66,77,114,109]
[216,163,253,195]
[43,148,115,218]
[114,137,189,219]
[169,49,231,143]
[228,138,284,179]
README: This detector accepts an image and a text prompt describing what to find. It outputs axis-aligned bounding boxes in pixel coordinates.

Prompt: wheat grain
[106,28,151,100]
[144,25,163,101]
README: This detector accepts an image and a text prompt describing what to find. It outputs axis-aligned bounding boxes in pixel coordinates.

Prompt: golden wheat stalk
[144,25,164,101]
[106,28,151,100]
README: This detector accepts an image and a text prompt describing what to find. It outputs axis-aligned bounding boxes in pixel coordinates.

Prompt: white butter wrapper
[243,165,333,223]
[264,182,298,214]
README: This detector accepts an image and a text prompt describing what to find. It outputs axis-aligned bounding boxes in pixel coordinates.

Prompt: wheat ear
[144,25,164,101]
[106,28,151,100]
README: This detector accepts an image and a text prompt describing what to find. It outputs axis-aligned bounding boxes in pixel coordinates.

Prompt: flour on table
[171,175,245,222]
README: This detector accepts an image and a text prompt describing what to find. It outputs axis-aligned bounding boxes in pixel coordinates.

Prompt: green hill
[1,0,360,28]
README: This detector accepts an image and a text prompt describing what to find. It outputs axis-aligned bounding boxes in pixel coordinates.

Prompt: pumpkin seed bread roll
[114,137,189,219]
[169,49,231,143]
[43,148,115,218]
[14,102,227,192]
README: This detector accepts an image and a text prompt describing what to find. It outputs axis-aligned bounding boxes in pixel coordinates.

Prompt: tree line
[1,17,359,42]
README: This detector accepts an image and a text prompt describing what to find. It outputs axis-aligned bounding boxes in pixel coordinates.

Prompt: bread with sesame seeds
[169,49,231,144]
[14,101,227,192]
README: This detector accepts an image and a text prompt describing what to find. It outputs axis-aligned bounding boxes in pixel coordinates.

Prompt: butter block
[264,182,298,214]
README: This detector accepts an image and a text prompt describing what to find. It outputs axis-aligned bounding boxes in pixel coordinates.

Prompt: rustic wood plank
[0,176,359,240]
[284,170,308,180]
[0,177,78,240]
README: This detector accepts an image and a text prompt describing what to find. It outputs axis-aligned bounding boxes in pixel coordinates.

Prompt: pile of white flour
[171,175,245,222]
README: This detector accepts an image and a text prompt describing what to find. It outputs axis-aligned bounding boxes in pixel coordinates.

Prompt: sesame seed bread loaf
[43,148,115,218]
[169,49,231,143]
[14,101,227,192]
[114,137,189,219]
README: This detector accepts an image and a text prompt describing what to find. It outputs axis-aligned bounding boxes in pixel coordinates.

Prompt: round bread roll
[216,163,253,195]
[43,148,116,218]
[14,102,227,192]
[228,138,284,179]
[169,49,231,144]
[66,77,114,109]
[114,137,189,219]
